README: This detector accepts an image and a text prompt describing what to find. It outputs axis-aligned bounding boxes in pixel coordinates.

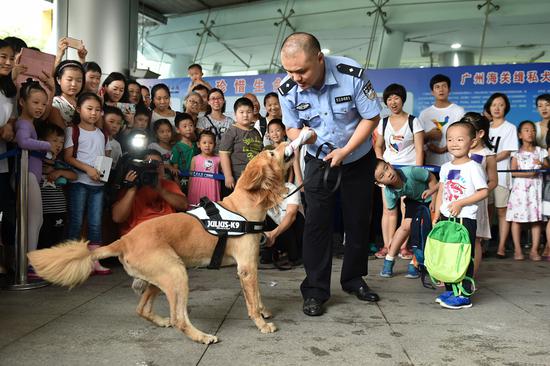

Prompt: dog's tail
[27,239,123,289]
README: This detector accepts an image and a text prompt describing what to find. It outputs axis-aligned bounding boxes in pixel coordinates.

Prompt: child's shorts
[404,199,430,219]
[488,185,510,208]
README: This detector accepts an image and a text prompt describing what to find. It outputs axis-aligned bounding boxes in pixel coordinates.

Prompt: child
[418,74,465,167]
[374,159,438,278]
[187,130,221,205]
[186,63,212,93]
[171,113,199,192]
[37,123,76,249]
[102,105,123,169]
[49,60,85,129]
[120,105,151,153]
[14,80,55,275]
[506,121,548,261]
[462,112,497,275]
[374,83,425,260]
[149,118,174,165]
[83,61,102,94]
[485,93,518,258]
[433,121,488,309]
[219,97,263,189]
[64,92,112,275]
[268,119,302,185]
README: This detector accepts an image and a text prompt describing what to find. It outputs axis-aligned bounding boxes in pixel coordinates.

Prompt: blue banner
[139,63,550,125]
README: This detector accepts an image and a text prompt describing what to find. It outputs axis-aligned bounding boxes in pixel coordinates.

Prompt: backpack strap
[71,126,80,158]
[382,116,389,139]
[259,116,267,137]
[205,115,220,140]
[408,114,416,135]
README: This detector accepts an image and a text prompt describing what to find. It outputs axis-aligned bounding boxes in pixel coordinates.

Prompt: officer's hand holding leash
[323,147,349,167]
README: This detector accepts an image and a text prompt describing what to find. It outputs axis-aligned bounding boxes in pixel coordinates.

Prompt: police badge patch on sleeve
[362,81,377,100]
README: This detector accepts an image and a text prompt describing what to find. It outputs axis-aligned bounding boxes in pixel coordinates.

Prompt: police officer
[279,32,381,316]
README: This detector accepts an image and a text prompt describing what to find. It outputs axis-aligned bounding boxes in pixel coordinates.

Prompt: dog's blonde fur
[28,143,291,344]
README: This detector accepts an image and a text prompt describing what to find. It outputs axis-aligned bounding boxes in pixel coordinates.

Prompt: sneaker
[405,264,419,279]
[440,295,472,309]
[374,247,388,259]
[435,291,453,304]
[379,259,395,278]
[398,248,413,260]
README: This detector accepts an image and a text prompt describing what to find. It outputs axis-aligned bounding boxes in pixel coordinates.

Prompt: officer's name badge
[362,81,377,100]
[334,95,352,104]
[295,103,311,111]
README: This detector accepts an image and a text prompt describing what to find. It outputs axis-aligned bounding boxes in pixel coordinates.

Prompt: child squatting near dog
[374,159,438,278]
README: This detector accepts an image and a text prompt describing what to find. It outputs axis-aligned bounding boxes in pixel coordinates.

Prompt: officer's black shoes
[303,298,324,316]
[344,285,380,302]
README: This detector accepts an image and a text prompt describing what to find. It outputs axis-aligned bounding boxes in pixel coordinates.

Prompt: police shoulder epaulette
[278,78,297,96]
[336,63,364,78]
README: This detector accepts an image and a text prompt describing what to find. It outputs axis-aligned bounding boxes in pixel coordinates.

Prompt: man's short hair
[429,74,451,90]
[281,32,321,56]
[192,84,209,93]
[83,61,102,75]
[188,63,203,71]
[134,105,151,119]
[143,149,162,160]
[37,123,65,140]
[233,97,254,112]
[175,112,194,128]
[103,105,124,120]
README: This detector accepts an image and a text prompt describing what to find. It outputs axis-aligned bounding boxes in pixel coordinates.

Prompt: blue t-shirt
[384,166,431,210]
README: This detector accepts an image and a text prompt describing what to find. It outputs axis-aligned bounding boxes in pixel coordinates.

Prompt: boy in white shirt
[433,121,488,309]
[419,74,465,166]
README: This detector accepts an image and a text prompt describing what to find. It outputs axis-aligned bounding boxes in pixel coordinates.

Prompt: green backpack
[425,219,475,296]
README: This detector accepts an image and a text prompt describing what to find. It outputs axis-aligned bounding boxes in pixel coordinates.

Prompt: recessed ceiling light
[321,48,330,54]
[451,43,462,49]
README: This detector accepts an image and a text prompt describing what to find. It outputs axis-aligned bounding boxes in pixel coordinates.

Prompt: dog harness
[186,197,265,269]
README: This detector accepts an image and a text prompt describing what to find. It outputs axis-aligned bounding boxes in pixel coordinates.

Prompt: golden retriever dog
[28,143,292,344]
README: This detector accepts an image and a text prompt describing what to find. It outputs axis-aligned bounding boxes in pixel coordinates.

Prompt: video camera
[123,158,160,188]
[112,129,160,189]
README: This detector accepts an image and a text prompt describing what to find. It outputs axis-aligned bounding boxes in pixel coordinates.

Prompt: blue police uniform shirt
[279,55,381,164]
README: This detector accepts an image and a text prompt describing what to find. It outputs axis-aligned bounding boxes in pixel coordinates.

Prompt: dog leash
[284,142,342,199]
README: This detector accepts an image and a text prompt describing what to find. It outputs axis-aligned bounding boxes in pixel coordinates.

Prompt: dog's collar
[186,198,265,237]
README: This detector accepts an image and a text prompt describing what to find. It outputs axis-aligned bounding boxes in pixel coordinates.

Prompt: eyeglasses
[187,100,200,105]
[209,97,224,101]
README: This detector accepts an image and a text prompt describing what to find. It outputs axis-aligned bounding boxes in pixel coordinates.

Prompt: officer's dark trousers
[300,149,376,302]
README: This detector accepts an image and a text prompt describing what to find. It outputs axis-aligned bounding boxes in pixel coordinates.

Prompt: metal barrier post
[8,149,48,290]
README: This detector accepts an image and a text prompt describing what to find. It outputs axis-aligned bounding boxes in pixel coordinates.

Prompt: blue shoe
[405,264,419,279]
[379,259,394,278]
[435,291,453,304]
[440,295,472,309]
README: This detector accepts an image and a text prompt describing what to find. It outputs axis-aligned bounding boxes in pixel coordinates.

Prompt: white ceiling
[139,0,550,76]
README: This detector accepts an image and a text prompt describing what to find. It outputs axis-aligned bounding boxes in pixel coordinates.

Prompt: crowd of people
[1,32,549,314]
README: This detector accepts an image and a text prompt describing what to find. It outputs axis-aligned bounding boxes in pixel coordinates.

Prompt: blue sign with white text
[139,63,550,124]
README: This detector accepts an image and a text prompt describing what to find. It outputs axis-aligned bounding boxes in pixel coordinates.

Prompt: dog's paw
[260,308,272,319]
[259,322,277,333]
[154,317,171,328]
[200,334,219,344]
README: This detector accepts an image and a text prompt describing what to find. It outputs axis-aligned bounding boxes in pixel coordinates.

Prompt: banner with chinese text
[139,63,550,124]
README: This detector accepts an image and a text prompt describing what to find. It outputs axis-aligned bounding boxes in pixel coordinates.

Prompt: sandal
[529,252,542,261]
[374,247,388,259]
[514,253,525,261]
[399,248,413,260]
